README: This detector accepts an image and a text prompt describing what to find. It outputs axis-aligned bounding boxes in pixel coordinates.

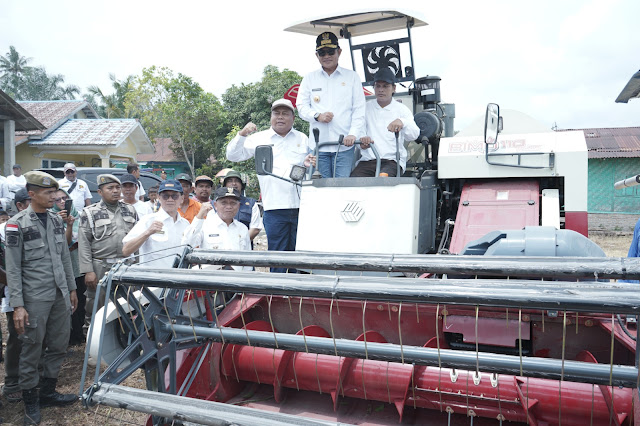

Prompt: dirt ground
[0,232,631,425]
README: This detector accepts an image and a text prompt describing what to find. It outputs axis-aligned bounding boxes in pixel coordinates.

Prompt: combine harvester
[82,10,640,425]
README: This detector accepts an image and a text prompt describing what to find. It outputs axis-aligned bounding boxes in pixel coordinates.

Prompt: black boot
[22,387,41,425]
[39,378,76,407]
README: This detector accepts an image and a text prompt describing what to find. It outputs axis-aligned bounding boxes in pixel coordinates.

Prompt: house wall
[7,136,143,172]
[589,158,640,214]
[588,158,640,232]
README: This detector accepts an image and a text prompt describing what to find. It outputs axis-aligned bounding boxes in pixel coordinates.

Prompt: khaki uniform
[5,206,76,390]
[78,200,137,325]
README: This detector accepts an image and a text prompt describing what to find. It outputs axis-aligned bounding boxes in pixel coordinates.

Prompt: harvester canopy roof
[284,9,427,38]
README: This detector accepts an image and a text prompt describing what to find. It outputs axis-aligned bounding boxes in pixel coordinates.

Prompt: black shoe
[22,387,41,425]
[39,378,77,407]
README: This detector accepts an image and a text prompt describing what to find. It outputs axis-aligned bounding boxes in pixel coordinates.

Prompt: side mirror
[254,145,273,175]
[484,103,500,145]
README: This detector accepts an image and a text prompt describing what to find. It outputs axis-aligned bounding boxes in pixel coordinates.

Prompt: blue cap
[158,179,183,193]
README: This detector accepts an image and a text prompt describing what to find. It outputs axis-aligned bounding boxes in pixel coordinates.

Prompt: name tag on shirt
[208,234,219,238]
[312,88,322,92]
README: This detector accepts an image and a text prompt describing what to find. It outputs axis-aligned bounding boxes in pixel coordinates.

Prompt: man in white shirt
[226,99,315,272]
[6,165,26,199]
[351,68,421,177]
[120,173,152,217]
[182,187,251,271]
[0,168,11,210]
[123,179,189,268]
[297,31,366,178]
[58,163,92,211]
[127,162,146,201]
[222,171,262,242]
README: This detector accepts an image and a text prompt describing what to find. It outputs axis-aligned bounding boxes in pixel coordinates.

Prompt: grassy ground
[0,232,631,424]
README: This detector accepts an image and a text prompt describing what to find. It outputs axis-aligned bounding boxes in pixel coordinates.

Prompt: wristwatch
[314,113,320,121]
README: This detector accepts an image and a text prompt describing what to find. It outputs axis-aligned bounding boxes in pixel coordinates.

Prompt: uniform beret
[24,171,59,189]
[97,174,121,187]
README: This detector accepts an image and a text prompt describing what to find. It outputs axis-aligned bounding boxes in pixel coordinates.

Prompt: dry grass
[0,315,149,425]
[589,232,632,257]
[0,233,630,424]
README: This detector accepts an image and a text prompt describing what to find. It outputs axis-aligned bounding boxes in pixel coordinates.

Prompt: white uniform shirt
[0,176,11,210]
[130,200,153,218]
[359,99,421,171]
[6,174,26,197]
[182,213,251,271]
[135,180,146,200]
[249,202,263,230]
[227,128,310,211]
[122,208,190,268]
[58,177,92,211]
[297,65,366,152]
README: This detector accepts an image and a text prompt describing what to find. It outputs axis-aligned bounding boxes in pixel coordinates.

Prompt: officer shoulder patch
[6,234,18,247]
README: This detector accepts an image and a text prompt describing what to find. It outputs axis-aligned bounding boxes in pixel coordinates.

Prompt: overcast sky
[1,0,639,132]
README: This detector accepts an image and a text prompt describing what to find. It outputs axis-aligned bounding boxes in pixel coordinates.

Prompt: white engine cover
[296,178,421,254]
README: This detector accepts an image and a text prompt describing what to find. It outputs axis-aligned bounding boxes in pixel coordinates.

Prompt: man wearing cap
[182,187,251,270]
[123,180,189,268]
[58,163,92,211]
[121,173,153,217]
[176,173,201,223]
[78,174,138,331]
[194,175,214,204]
[297,31,366,178]
[6,164,26,199]
[351,68,420,177]
[0,187,30,405]
[226,99,315,272]
[222,170,262,241]
[5,171,78,424]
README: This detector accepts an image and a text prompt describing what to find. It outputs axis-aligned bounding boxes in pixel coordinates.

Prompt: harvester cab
[283,10,589,257]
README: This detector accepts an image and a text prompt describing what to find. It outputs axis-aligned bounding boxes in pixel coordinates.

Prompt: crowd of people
[0,30,418,425]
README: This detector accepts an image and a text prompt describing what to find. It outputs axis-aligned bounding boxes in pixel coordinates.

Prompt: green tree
[19,66,80,100]
[0,45,32,96]
[0,46,79,101]
[125,66,226,178]
[87,73,134,118]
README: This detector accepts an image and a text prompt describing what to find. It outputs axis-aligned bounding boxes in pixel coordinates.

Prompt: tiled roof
[0,89,45,131]
[137,138,180,162]
[30,119,140,146]
[16,100,97,133]
[557,127,640,159]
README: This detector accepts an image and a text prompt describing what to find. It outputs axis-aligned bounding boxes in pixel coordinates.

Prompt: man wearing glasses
[297,31,366,178]
[122,180,189,268]
[58,163,92,211]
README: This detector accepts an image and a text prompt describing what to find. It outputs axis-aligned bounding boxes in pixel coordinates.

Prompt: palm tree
[0,46,32,96]
[87,73,134,118]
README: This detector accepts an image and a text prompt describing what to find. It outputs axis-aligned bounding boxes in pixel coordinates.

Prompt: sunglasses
[54,197,69,202]
[317,48,337,57]
[160,192,181,200]
[65,169,76,174]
